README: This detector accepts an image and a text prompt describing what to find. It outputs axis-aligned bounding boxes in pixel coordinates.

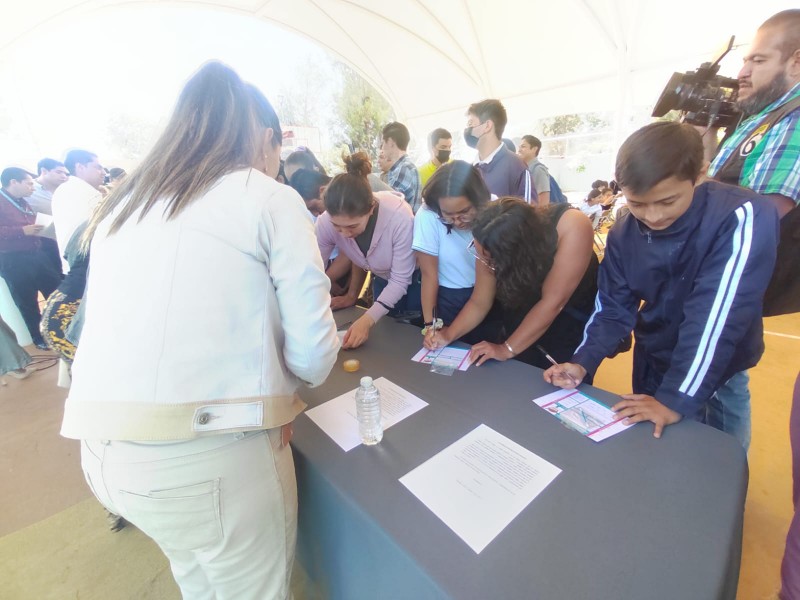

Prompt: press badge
[192,401,264,432]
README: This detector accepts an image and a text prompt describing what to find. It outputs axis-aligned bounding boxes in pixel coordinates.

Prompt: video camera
[652,36,741,129]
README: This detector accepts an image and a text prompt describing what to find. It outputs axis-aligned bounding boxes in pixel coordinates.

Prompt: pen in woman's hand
[536,345,580,386]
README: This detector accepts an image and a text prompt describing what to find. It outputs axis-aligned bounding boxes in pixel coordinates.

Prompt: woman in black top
[426,197,598,372]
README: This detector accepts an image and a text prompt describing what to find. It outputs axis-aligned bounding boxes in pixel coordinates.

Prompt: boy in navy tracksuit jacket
[544,122,779,442]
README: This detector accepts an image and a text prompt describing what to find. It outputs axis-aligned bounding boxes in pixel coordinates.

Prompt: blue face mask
[464,125,482,148]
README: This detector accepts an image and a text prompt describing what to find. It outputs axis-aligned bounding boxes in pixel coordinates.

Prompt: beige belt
[61,393,306,441]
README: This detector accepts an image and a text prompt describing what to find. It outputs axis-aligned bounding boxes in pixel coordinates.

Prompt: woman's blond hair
[83,61,281,248]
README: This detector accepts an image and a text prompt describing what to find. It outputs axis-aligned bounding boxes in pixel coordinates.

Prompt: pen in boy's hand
[536,345,580,386]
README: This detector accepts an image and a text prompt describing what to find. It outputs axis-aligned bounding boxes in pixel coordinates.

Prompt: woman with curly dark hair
[426,197,598,371]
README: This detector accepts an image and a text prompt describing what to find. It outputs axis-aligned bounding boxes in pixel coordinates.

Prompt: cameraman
[704,10,800,599]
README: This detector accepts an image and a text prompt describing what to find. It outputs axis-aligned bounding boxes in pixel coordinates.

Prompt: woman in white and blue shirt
[414,161,500,343]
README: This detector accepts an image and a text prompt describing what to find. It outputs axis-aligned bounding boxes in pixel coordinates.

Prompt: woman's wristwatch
[503,341,516,356]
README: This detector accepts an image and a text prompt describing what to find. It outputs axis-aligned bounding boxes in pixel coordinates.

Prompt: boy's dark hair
[37,158,65,174]
[521,135,541,152]
[64,149,97,176]
[467,99,508,138]
[428,128,451,148]
[615,122,704,194]
[289,168,332,202]
[108,167,127,180]
[285,147,327,176]
[1,167,34,188]
[382,122,411,151]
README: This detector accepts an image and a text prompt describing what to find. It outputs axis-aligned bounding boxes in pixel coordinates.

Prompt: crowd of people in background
[0,8,798,600]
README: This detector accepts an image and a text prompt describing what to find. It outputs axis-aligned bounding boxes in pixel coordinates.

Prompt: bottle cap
[360,376,373,387]
[343,359,360,372]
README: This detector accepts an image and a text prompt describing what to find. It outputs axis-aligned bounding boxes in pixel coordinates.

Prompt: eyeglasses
[439,207,476,226]
[467,239,495,271]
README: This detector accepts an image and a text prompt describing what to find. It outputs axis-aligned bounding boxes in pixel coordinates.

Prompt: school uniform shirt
[526,158,551,196]
[316,190,415,323]
[475,143,534,202]
[572,181,779,420]
[412,203,475,289]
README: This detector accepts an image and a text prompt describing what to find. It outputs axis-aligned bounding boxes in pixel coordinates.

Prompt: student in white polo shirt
[415,161,501,343]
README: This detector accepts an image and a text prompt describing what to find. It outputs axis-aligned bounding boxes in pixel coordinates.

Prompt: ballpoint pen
[536,345,580,387]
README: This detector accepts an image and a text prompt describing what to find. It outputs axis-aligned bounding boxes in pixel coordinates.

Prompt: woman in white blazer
[63,62,339,599]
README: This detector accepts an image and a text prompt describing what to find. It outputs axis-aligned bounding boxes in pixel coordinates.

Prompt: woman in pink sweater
[316,153,416,348]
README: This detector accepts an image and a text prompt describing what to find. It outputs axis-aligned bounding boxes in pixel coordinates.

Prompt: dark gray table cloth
[293,308,746,600]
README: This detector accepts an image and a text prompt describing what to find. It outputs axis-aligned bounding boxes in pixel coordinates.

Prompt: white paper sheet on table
[399,424,561,554]
[533,389,632,442]
[411,346,473,371]
[306,377,428,451]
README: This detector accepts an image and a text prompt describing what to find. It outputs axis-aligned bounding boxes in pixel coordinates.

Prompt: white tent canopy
[4,0,794,137]
[1,0,796,182]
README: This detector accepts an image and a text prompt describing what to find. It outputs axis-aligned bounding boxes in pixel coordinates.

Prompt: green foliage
[332,64,394,163]
[538,112,610,156]
[541,114,583,137]
[275,57,328,127]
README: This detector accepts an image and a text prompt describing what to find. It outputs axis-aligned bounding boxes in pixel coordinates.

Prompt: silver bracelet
[503,341,516,356]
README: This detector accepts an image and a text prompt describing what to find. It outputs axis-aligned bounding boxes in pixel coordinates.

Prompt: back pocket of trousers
[118,479,222,551]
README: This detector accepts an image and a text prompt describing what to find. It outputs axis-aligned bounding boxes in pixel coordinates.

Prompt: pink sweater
[316,190,415,322]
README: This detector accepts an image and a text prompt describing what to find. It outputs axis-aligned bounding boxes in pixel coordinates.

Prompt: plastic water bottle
[355,376,383,445]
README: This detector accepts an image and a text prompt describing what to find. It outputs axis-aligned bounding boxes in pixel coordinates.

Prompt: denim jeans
[372,268,422,317]
[706,370,751,452]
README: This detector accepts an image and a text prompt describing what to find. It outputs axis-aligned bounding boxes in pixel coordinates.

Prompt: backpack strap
[715,95,800,185]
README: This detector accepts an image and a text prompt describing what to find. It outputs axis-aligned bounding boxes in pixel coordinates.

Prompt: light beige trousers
[81,429,296,600]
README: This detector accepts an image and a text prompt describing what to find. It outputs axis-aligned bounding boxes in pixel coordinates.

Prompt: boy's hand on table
[612,394,682,439]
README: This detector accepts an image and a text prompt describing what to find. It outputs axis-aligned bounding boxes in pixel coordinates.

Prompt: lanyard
[0,189,34,216]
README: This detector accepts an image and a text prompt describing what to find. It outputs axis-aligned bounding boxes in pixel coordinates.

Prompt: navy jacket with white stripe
[572,181,779,420]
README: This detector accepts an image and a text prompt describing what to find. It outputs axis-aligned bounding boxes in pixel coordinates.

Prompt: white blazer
[62,169,339,441]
